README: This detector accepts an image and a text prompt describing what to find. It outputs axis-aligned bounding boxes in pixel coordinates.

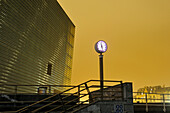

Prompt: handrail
[133,92,170,95]
[31,85,89,112]
[14,79,123,113]
[3,81,170,113]
[0,80,122,94]
[133,92,170,112]
[15,85,78,112]
[15,80,92,112]
[46,94,89,113]
[0,84,77,87]
[0,80,122,86]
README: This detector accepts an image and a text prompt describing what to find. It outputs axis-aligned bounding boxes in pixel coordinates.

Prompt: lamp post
[95,40,108,100]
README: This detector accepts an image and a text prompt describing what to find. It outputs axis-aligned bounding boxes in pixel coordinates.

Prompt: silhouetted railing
[133,92,170,112]
[0,84,77,94]
[0,80,123,113]
[1,82,170,113]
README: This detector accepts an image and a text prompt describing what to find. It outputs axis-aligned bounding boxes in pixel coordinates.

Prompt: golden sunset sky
[58,0,170,91]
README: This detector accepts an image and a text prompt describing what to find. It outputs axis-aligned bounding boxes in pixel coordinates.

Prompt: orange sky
[58,0,170,91]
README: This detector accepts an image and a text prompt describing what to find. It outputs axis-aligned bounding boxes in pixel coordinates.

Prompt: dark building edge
[56,0,76,28]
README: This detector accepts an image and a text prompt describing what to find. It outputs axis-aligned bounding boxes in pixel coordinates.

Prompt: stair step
[1,111,16,113]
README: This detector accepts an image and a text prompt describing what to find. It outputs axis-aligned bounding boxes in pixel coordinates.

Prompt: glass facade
[0,0,75,93]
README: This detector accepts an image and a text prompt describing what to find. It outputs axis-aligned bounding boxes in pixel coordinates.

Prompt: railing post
[49,86,51,94]
[15,85,17,94]
[14,85,17,107]
[84,83,92,102]
[58,94,66,112]
[78,85,80,97]
[145,93,148,112]
[163,94,166,112]
[77,85,81,104]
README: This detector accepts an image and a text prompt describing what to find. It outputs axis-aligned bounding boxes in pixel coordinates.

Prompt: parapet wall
[77,82,134,113]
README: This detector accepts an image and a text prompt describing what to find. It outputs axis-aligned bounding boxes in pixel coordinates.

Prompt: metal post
[78,85,81,104]
[15,85,17,94]
[48,86,51,94]
[85,83,92,102]
[14,85,17,107]
[145,93,148,112]
[78,85,80,97]
[58,94,66,112]
[99,53,103,100]
[163,94,166,112]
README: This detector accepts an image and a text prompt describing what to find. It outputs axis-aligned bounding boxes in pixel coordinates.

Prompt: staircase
[0,94,79,112]
[0,80,126,113]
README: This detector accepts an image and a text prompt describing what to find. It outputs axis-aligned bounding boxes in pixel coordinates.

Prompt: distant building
[0,0,75,93]
[134,85,170,103]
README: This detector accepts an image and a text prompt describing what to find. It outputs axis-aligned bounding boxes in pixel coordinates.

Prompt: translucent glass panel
[0,0,75,93]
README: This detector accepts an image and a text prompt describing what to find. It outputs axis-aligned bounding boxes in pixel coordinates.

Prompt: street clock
[94,40,108,100]
[95,40,108,53]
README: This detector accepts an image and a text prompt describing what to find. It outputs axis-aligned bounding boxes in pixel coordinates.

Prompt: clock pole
[99,53,104,100]
[95,40,108,101]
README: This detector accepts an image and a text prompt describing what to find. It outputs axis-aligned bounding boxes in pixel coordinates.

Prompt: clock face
[95,40,108,53]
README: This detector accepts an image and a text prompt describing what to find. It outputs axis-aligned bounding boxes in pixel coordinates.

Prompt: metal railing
[133,92,170,112]
[8,80,123,113]
[2,82,170,113]
[0,84,77,94]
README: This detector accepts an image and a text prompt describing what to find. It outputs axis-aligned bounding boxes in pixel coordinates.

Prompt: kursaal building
[0,0,75,93]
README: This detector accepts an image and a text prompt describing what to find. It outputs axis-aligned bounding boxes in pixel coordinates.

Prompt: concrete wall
[77,82,134,113]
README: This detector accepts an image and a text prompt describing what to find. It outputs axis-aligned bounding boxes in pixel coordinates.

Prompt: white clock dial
[95,40,108,53]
